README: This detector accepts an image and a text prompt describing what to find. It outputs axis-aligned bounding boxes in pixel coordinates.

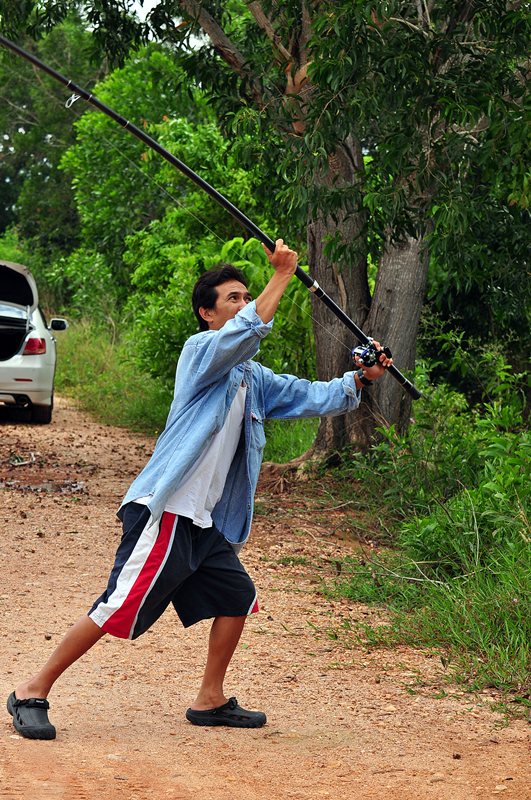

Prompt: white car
[0,260,68,424]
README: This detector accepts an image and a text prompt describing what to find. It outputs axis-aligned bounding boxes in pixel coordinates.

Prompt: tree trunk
[310,221,428,452]
[307,136,371,453]
[349,234,429,447]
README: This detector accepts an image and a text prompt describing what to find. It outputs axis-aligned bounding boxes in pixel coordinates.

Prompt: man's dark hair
[192,263,247,331]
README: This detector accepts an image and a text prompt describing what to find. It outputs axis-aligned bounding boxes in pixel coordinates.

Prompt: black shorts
[88,502,258,639]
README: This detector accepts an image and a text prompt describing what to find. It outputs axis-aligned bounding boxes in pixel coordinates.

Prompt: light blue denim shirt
[121,301,361,546]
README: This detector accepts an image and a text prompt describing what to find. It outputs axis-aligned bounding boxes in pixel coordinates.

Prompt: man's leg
[191,615,246,710]
[14,615,105,700]
[185,614,266,728]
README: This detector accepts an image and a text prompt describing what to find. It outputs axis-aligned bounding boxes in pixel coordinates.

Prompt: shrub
[398,428,529,578]
[329,351,529,694]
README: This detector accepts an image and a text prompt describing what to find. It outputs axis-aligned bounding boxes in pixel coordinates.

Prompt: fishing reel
[352,340,392,367]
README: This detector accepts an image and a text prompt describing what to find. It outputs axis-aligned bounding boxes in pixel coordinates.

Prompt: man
[7,240,392,739]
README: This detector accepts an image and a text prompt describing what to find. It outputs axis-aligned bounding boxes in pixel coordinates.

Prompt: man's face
[200,280,252,330]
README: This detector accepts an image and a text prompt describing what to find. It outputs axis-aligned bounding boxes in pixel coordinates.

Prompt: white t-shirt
[134,385,246,528]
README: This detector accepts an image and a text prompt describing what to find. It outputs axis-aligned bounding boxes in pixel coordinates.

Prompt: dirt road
[0,397,527,799]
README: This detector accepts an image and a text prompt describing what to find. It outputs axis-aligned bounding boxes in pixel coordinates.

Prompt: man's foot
[185,697,266,728]
[7,691,56,740]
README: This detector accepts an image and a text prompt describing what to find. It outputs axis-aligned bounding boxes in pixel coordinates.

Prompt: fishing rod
[0,34,421,399]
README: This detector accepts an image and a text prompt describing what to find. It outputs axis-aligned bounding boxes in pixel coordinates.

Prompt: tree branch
[0,95,39,129]
[293,1,312,65]
[176,0,265,106]
[246,1,292,62]
[433,0,478,71]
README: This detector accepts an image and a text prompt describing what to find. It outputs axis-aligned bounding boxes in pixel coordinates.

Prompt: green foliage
[263,419,318,463]
[307,2,529,340]
[0,0,71,39]
[46,247,119,318]
[0,18,101,254]
[329,346,529,693]
[398,428,529,578]
[111,97,312,382]
[347,381,481,520]
[124,223,216,384]
[125,231,315,384]
[418,313,530,404]
[149,0,531,368]
[0,227,35,266]
[20,34,312,391]
[310,2,529,205]
[55,319,172,434]
[345,337,527,522]
[0,1,148,63]
[60,43,212,290]
[213,237,315,377]
[427,199,530,347]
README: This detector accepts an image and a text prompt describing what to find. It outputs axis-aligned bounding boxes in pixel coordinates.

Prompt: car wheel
[32,397,53,424]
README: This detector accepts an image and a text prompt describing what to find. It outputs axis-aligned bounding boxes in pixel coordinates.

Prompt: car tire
[32,398,53,424]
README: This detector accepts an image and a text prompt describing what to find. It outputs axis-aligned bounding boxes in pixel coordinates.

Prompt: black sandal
[7,691,56,739]
[186,697,266,728]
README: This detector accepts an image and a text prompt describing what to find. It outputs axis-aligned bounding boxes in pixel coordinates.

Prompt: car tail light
[22,337,46,355]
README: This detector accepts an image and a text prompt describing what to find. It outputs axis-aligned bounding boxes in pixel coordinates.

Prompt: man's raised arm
[255,239,298,323]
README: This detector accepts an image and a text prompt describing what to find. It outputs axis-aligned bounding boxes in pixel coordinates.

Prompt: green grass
[55,320,172,435]
[264,417,318,462]
[329,540,530,697]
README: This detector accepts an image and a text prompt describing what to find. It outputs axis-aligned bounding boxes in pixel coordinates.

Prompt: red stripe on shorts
[102,511,175,638]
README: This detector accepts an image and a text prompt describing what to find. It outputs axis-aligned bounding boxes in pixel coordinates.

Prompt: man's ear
[199,306,214,325]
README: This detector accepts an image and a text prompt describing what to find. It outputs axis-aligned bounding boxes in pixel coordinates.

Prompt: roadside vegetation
[1,6,528,706]
[325,358,529,705]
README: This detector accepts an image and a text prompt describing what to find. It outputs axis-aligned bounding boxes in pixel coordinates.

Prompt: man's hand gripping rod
[0,34,421,400]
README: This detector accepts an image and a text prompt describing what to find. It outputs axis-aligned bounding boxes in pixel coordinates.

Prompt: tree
[60,43,213,289]
[148,1,528,449]
[43,39,314,380]
[0,17,105,262]
[2,1,528,451]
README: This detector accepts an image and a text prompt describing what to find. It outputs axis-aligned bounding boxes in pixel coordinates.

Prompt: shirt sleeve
[178,302,273,390]
[260,365,362,419]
